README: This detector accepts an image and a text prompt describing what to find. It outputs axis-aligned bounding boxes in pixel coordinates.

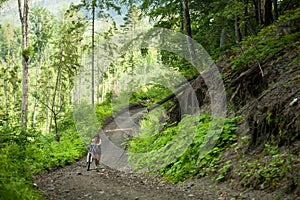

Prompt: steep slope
[166,8,300,199]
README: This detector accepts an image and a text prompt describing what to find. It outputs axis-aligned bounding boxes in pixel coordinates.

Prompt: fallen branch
[104,128,133,133]
[147,82,194,112]
[228,48,285,87]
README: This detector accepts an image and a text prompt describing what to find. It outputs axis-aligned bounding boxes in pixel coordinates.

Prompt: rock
[289,98,298,106]
[84,193,91,197]
[259,183,264,190]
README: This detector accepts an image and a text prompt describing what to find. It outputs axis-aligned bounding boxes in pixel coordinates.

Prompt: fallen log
[147,80,196,112]
[104,128,133,133]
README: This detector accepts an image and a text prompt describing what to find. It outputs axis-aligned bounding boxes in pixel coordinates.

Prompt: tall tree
[91,0,96,105]
[18,0,30,131]
[48,8,86,139]
[29,7,53,128]
[75,0,121,105]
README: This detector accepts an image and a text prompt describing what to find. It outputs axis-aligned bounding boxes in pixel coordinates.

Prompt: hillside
[162,8,300,199]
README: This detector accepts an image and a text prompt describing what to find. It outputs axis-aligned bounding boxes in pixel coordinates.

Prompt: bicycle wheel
[87,153,92,171]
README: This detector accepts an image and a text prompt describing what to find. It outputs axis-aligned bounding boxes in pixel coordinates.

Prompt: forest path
[34,156,200,200]
[34,106,207,200]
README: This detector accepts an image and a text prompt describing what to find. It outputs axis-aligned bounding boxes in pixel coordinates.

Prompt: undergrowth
[235,143,299,190]
[0,111,86,200]
[127,110,242,182]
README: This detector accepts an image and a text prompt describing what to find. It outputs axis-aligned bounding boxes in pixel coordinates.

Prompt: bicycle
[86,144,95,171]
[86,143,101,171]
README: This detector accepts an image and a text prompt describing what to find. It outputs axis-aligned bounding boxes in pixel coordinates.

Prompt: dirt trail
[33,156,276,200]
[34,106,202,200]
[34,157,201,200]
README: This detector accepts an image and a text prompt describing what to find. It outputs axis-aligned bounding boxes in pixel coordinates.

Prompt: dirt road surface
[34,157,209,200]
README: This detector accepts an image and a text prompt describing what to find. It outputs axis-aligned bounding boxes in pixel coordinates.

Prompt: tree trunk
[220,28,226,48]
[101,75,105,102]
[243,0,249,37]
[108,68,111,92]
[18,0,30,132]
[182,0,196,64]
[264,0,273,25]
[91,0,96,106]
[258,0,263,25]
[235,15,242,44]
[182,0,192,37]
[32,53,42,128]
[46,87,50,131]
[96,37,100,103]
[148,80,193,112]
[50,63,61,139]
[273,0,278,20]
[4,81,9,127]
[113,60,118,96]
[253,0,259,24]
[180,1,184,32]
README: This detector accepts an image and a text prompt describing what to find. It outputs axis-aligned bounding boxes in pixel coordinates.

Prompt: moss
[292,75,300,81]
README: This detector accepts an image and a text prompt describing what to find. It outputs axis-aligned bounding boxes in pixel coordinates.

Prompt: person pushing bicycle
[86,134,102,171]
[92,134,101,169]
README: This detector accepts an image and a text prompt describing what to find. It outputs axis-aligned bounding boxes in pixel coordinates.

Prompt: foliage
[95,93,113,128]
[21,45,34,61]
[127,113,241,182]
[216,160,232,182]
[230,8,300,70]
[0,0,8,8]
[26,132,86,173]
[0,144,42,200]
[129,84,172,106]
[235,143,298,190]
[29,7,54,60]
[0,21,20,60]
[0,110,86,199]
[94,83,173,128]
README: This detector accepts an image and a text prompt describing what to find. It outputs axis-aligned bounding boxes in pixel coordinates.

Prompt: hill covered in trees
[0,0,299,199]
